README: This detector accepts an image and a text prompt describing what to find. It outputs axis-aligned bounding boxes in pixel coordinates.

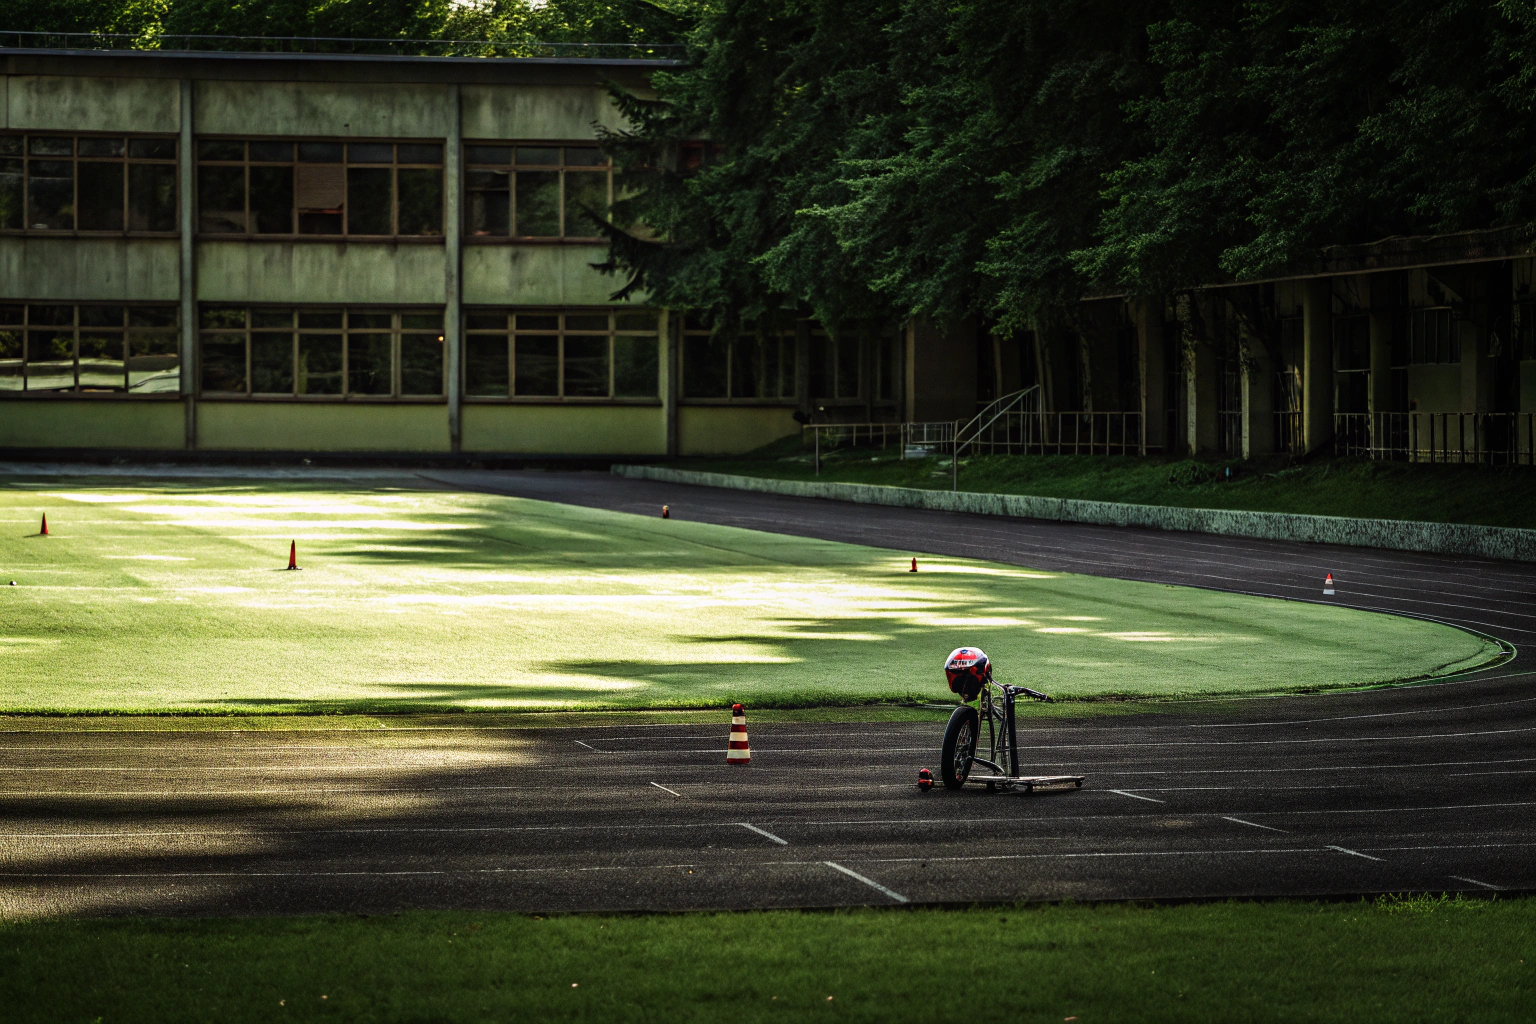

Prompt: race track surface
[3,469,1534,918]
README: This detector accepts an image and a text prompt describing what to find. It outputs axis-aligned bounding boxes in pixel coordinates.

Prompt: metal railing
[0,30,684,59]
[1334,412,1536,465]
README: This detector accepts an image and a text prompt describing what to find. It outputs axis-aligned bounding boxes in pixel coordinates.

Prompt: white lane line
[574,740,599,752]
[1448,875,1503,891]
[823,861,908,903]
[649,782,681,798]
[739,823,788,845]
[1223,816,1286,833]
[1326,845,1385,862]
[859,848,1317,864]
[1109,790,1166,803]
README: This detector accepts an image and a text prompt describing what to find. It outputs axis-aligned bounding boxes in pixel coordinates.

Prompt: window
[196,140,443,237]
[465,145,613,239]
[0,134,177,234]
[809,326,860,400]
[0,303,179,394]
[198,307,444,398]
[1407,307,1458,365]
[464,309,659,400]
[682,317,798,401]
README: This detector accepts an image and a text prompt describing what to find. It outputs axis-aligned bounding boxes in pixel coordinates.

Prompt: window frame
[196,305,447,401]
[680,318,800,404]
[462,307,662,403]
[463,141,614,243]
[0,301,182,398]
[194,137,445,241]
[0,132,180,237]
[1407,306,1459,366]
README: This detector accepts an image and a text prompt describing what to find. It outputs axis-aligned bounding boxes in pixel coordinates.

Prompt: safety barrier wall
[611,464,1536,563]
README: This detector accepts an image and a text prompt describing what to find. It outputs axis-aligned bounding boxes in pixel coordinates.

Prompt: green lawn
[0,476,1500,713]
[2,897,1530,1023]
[690,442,1536,529]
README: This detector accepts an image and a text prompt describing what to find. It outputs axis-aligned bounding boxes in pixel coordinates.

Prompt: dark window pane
[79,137,124,157]
[401,333,444,395]
[613,335,658,398]
[250,165,293,234]
[564,147,606,167]
[515,172,560,236]
[201,307,244,329]
[465,335,509,396]
[251,333,294,393]
[564,168,608,234]
[79,306,123,327]
[348,143,393,163]
[298,333,342,394]
[0,329,22,392]
[515,336,559,396]
[77,162,125,231]
[128,163,176,231]
[78,331,125,389]
[128,330,180,392]
[466,145,511,165]
[251,309,293,328]
[198,140,243,160]
[25,330,74,390]
[198,165,245,232]
[299,212,342,234]
[29,137,72,156]
[0,137,21,156]
[30,305,74,326]
[467,312,505,330]
[0,158,21,230]
[780,335,798,398]
[346,167,392,235]
[27,160,73,229]
[0,306,22,324]
[397,168,442,235]
[397,144,441,164]
[298,311,343,329]
[731,336,763,399]
[563,336,608,397]
[128,138,176,160]
[467,184,509,236]
[684,335,728,398]
[347,333,392,395]
[565,315,608,332]
[516,147,560,165]
[517,314,558,331]
[350,312,391,330]
[616,312,657,332]
[402,312,442,330]
[201,334,246,392]
[836,335,860,398]
[129,306,177,328]
[249,141,293,162]
[297,142,343,163]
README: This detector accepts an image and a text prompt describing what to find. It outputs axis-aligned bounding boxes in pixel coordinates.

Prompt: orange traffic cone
[662,505,670,519]
[286,540,301,571]
[38,513,48,537]
[909,557,917,573]
[1323,572,1334,596]
[727,704,750,765]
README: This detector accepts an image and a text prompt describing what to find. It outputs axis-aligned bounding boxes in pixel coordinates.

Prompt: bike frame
[962,679,1084,791]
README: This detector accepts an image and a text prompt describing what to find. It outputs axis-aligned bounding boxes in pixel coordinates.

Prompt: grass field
[0,475,1500,713]
[2,896,1530,1022]
[691,442,1536,529]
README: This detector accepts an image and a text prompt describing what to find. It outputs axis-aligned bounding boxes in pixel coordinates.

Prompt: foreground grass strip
[0,477,1498,712]
[2,899,1531,1022]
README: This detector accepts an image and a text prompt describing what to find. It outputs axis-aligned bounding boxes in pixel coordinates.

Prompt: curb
[611,465,1536,563]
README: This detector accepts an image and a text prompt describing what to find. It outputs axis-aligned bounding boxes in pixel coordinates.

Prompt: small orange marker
[286,540,301,571]
[1323,572,1334,596]
[727,703,750,764]
[909,557,917,572]
[39,513,48,536]
[662,505,670,519]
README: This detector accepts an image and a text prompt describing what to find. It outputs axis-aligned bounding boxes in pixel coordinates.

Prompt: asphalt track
[3,468,1535,919]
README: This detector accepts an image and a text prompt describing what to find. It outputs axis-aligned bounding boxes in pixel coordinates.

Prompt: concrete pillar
[1240,329,1274,457]
[1302,277,1334,453]
[444,84,464,453]
[1368,273,1394,414]
[1180,295,1218,454]
[1134,299,1165,452]
[178,79,196,450]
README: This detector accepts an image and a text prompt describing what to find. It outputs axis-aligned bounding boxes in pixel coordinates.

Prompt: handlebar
[1004,684,1054,703]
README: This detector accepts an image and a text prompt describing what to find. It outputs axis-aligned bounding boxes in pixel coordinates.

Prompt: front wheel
[940,705,979,790]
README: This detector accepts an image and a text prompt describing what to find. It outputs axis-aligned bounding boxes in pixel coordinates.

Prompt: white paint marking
[823,861,908,903]
[574,740,598,752]
[739,823,788,845]
[1326,845,1384,862]
[1222,816,1287,833]
[1448,875,1503,891]
[649,782,681,798]
[1109,789,1166,804]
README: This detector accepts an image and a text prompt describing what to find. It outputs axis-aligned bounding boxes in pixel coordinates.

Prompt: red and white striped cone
[727,703,750,765]
[1323,572,1335,596]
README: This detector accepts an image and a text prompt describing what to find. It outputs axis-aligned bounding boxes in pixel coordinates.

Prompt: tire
[941,705,979,790]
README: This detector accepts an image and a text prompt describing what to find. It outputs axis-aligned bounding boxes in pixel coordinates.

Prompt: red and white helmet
[945,646,991,700]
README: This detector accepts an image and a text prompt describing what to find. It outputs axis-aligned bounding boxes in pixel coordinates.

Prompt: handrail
[954,387,1040,458]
